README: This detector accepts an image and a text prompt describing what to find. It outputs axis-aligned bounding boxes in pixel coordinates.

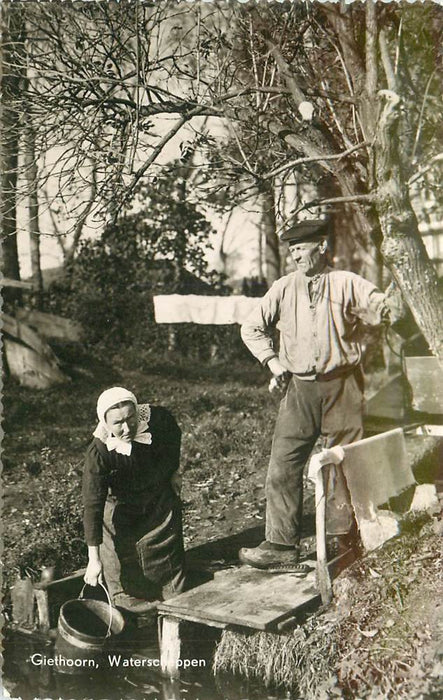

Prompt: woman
[82,387,186,613]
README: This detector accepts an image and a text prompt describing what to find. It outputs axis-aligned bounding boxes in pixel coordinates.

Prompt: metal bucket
[55,583,125,673]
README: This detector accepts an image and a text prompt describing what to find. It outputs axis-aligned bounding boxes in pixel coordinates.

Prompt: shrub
[46,164,246,359]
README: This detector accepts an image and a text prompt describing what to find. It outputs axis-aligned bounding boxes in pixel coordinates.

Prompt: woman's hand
[84,546,103,587]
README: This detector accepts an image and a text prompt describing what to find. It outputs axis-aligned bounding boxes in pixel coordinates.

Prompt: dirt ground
[2,354,442,698]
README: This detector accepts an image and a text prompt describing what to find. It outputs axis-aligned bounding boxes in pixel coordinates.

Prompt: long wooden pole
[315,465,333,605]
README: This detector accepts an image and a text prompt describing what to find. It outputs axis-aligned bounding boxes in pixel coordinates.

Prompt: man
[239,219,392,571]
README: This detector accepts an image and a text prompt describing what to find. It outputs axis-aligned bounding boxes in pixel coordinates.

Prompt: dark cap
[281,219,330,244]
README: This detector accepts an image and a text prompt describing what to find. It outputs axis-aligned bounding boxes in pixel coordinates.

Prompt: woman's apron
[101,487,186,602]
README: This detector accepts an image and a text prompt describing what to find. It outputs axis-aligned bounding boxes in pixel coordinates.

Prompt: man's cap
[280,218,330,244]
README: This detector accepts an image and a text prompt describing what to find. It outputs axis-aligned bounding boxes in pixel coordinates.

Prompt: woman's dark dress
[82,406,185,601]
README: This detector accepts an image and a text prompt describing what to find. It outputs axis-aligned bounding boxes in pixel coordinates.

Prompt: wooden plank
[159,611,228,630]
[365,374,408,421]
[4,338,68,389]
[10,578,35,627]
[34,568,85,593]
[159,550,356,635]
[404,357,443,415]
[16,308,84,342]
[158,564,319,631]
[328,547,358,579]
[3,314,59,363]
[2,277,34,289]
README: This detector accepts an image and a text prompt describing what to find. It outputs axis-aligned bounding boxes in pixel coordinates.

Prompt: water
[3,629,292,700]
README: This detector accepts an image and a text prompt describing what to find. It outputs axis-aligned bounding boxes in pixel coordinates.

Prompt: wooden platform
[157,548,355,678]
[158,562,319,631]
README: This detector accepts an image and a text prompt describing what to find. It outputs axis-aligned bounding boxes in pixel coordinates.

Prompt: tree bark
[268,42,381,284]
[261,183,280,285]
[320,0,442,344]
[23,122,44,306]
[375,90,443,359]
[321,1,383,285]
[1,1,23,305]
[267,118,380,283]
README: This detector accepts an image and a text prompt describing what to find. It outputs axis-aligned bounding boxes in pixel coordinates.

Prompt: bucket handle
[79,582,113,638]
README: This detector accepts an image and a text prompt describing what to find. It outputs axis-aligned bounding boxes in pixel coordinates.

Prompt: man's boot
[238,541,310,574]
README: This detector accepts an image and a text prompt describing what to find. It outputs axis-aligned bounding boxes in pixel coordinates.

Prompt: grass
[214,616,338,696]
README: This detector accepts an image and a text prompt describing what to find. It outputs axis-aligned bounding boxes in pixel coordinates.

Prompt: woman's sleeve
[153,407,181,479]
[82,442,110,546]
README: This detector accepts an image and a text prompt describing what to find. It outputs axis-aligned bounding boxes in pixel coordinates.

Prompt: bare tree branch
[112,108,203,218]
[379,28,397,92]
[262,141,369,180]
[65,164,98,265]
[293,194,375,217]
[408,152,443,186]
[411,70,436,163]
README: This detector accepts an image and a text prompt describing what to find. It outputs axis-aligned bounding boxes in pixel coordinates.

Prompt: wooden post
[161,679,182,700]
[159,615,181,679]
[33,588,50,632]
[32,569,85,633]
[315,465,333,605]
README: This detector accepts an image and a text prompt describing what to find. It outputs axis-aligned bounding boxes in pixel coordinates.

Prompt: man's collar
[304,263,330,281]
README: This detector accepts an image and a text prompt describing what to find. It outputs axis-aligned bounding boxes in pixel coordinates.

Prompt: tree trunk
[257,223,264,283]
[269,115,380,283]
[261,183,280,285]
[333,170,382,286]
[375,90,443,360]
[321,1,383,286]
[23,122,44,306]
[1,1,23,305]
[268,41,381,284]
[64,162,97,267]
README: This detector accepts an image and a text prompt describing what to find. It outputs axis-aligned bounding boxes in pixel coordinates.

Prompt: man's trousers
[265,368,364,545]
